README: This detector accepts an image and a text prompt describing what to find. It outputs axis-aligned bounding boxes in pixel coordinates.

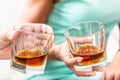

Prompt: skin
[101,50,120,80]
[0,28,19,59]
[19,0,54,23]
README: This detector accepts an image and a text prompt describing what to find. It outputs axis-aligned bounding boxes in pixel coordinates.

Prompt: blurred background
[0,0,22,30]
[0,0,119,80]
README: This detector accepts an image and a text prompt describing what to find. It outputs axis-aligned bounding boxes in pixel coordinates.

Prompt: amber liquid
[72,44,104,65]
[13,49,47,66]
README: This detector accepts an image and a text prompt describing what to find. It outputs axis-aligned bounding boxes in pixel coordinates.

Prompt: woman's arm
[19,0,54,23]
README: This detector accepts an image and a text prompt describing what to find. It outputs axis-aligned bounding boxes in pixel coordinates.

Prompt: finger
[7,24,34,41]
[101,70,106,80]
[65,36,93,51]
[33,24,54,47]
[73,37,93,44]
[64,56,83,68]
[45,24,55,49]
[6,27,22,41]
[32,24,42,33]
[45,33,54,48]
[106,73,114,80]
[44,24,53,33]
[114,73,120,80]
[33,24,53,33]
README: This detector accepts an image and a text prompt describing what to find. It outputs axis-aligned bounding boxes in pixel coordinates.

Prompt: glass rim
[64,21,104,37]
[13,23,54,35]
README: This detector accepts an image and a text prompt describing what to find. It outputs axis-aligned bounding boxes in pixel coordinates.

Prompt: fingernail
[77,57,83,62]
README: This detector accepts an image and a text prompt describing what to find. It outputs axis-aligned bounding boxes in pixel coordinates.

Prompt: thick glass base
[75,60,109,72]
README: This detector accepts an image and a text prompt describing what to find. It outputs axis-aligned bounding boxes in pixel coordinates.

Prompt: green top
[26,0,120,80]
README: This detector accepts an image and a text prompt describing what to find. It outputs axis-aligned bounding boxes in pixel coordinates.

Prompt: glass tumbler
[11,23,54,74]
[64,21,106,72]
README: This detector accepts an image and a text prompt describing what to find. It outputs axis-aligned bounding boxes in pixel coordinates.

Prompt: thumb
[0,29,17,42]
[7,29,19,40]
[6,27,21,41]
[63,54,83,67]
[67,57,83,65]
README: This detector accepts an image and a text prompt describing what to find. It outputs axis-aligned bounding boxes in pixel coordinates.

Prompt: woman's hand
[0,24,54,59]
[101,50,120,80]
[0,28,18,59]
[55,42,96,76]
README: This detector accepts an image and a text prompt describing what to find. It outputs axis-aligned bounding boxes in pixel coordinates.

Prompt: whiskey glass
[64,21,106,72]
[11,23,54,74]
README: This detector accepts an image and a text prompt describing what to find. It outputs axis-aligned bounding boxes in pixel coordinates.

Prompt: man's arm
[19,0,54,23]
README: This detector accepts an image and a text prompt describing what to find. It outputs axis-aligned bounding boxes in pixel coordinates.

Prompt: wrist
[48,44,62,60]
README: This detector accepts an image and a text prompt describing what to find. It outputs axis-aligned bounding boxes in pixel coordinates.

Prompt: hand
[58,41,96,76]
[0,27,18,59]
[0,23,54,59]
[101,50,120,80]
[14,23,54,50]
